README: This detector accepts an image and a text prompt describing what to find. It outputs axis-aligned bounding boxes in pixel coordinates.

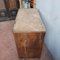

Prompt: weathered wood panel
[13,32,45,58]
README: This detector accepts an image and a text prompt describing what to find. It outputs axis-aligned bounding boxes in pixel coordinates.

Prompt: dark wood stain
[30,0,34,8]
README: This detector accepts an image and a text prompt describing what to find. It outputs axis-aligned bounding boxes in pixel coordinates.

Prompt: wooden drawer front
[14,32,45,58]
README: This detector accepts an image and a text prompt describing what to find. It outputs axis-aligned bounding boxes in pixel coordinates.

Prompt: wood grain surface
[7,0,17,9]
[14,32,45,58]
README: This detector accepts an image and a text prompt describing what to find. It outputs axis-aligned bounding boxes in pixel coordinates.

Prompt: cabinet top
[13,9,46,33]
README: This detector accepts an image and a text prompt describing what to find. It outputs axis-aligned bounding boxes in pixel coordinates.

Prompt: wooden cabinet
[13,9,46,58]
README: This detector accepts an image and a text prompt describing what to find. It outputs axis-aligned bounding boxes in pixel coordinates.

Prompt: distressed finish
[14,32,45,58]
[13,9,46,58]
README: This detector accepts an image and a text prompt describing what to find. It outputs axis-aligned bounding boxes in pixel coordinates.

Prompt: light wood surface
[13,9,45,33]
